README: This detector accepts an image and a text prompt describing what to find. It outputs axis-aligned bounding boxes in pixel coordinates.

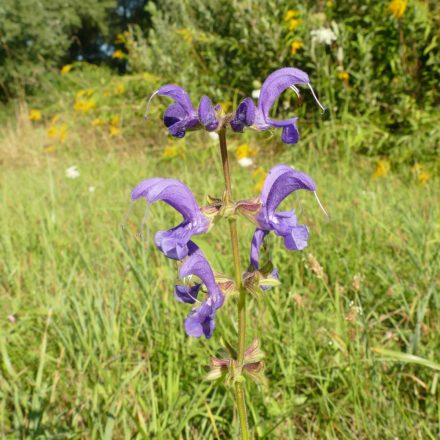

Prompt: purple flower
[131,178,210,260]
[255,164,316,251]
[145,84,219,138]
[230,67,325,144]
[175,247,224,338]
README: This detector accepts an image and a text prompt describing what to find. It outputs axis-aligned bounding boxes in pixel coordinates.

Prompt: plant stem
[218,128,249,440]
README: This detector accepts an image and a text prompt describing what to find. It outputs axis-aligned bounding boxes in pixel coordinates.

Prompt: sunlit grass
[1,130,439,437]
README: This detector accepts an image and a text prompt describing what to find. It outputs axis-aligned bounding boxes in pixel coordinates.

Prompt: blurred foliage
[1,0,439,163]
[120,0,440,161]
[0,0,151,99]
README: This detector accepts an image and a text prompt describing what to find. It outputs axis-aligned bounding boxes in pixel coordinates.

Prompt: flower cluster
[145,67,324,145]
[132,68,323,339]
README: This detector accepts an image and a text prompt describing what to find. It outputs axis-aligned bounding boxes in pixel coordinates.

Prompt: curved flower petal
[131,178,200,221]
[230,98,256,132]
[179,252,224,338]
[262,165,316,216]
[257,68,309,124]
[198,96,219,131]
[157,84,195,115]
[131,178,209,260]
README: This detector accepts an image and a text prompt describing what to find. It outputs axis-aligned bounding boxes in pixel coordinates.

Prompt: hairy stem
[218,128,249,439]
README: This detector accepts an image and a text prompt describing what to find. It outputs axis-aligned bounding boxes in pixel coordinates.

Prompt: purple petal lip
[131,178,209,260]
[177,251,224,338]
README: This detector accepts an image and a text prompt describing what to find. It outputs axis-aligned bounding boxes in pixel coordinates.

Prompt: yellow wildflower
[47,126,58,139]
[110,115,120,126]
[288,19,301,31]
[60,64,73,75]
[74,99,96,112]
[284,10,300,21]
[47,124,68,142]
[115,33,126,44]
[388,0,407,19]
[112,49,125,59]
[290,40,303,55]
[418,171,430,184]
[58,124,68,143]
[162,146,179,159]
[284,10,301,30]
[109,126,121,137]
[163,143,187,159]
[114,83,125,95]
[236,144,257,160]
[412,163,431,184]
[373,159,390,178]
[338,71,349,81]
[76,89,94,99]
[29,109,42,121]
[92,118,104,127]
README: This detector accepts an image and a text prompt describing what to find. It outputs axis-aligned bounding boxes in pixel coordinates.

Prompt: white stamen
[183,276,202,304]
[314,191,330,222]
[144,90,159,119]
[307,83,326,114]
[289,85,301,99]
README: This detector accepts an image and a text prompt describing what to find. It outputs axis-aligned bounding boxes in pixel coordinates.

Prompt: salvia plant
[133,67,326,438]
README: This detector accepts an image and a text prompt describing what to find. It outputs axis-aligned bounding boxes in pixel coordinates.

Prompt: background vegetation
[1,0,439,438]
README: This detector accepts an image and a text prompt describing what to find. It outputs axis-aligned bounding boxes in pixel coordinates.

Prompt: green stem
[218,128,249,440]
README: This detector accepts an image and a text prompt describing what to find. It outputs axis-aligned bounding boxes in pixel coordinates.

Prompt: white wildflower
[310,28,337,45]
[88,186,95,193]
[208,132,219,141]
[251,89,261,99]
[65,166,80,179]
[238,157,253,168]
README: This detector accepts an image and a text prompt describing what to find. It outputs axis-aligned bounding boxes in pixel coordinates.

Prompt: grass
[1,117,439,439]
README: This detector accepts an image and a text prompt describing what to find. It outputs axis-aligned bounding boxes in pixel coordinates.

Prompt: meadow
[1,110,439,437]
[1,1,440,438]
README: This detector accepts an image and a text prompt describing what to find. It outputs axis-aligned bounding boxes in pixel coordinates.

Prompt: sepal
[235,197,262,225]
[214,272,237,297]
[206,338,266,386]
